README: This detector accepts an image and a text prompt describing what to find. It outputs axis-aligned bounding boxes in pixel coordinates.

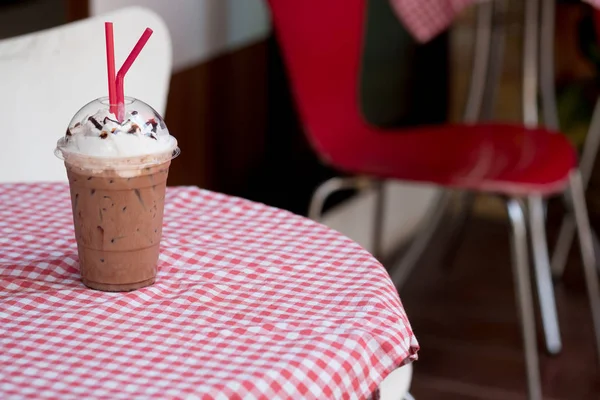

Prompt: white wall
[92,0,439,258]
[91,0,270,72]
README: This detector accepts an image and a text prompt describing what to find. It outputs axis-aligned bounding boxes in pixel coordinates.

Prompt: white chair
[379,363,414,400]
[0,6,172,183]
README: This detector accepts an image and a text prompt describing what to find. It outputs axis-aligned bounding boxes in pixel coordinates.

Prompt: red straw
[104,22,117,115]
[115,28,153,121]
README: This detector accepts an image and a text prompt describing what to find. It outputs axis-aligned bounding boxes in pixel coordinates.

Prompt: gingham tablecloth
[390,0,479,43]
[391,0,600,43]
[0,183,418,399]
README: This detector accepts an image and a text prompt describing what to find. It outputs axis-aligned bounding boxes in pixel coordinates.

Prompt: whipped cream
[61,108,177,158]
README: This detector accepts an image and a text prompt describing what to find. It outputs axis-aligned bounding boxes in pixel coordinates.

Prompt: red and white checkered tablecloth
[0,183,418,399]
[390,0,480,42]
[586,0,600,9]
[391,0,600,43]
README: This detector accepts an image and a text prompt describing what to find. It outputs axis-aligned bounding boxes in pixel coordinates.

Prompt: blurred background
[2,0,600,398]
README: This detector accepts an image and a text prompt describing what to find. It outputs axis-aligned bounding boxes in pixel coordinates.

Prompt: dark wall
[360,0,449,128]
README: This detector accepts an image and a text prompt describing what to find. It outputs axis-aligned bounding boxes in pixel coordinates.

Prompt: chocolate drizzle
[146,118,158,133]
[127,124,140,134]
[88,116,103,130]
[71,110,168,142]
[66,122,81,137]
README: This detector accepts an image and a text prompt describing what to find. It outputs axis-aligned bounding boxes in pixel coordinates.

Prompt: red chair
[267,1,600,399]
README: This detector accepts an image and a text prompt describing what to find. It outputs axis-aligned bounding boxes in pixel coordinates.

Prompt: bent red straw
[104,22,117,115]
[115,28,154,121]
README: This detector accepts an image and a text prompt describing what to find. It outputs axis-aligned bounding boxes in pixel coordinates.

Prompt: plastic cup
[55,97,179,291]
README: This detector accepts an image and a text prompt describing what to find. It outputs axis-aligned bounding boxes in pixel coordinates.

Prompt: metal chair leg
[540,0,559,130]
[436,0,498,273]
[593,231,600,275]
[569,171,600,364]
[308,177,386,260]
[440,192,475,269]
[528,195,562,355]
[307,176,372,221]
[553,98,600,279]
[310,177,452,278]
[506,198,542,400]
[463,0,493,123]
[523,0,540,128]
[578,98,600,188]
[551,213,576,279]
[389,191,453,290]
[373,181,386,260]
[480,0,508,121]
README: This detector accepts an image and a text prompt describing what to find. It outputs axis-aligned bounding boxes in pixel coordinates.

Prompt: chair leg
[307,176,371,221]
[552,214,600,280]
[569,171,600,364]
[593,231,600,276]
[528,195,562,355]
[373,181,386,260]
[480,0,508,121]
[441,192,475,269]
[551,213,576,279]
[463,0,493,122]
[522,0,540,127]
[389,191,453,290]
[552,98,600,279]
[506,198,542,400]
[540,0,559,131]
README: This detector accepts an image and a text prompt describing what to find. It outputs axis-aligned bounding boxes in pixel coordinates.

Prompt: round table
[0,183,418,399]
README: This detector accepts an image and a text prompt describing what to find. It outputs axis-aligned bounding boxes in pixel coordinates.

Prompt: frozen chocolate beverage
[55,97,179,291]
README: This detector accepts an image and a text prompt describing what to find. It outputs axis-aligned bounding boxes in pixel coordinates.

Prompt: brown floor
[398,214,600,399]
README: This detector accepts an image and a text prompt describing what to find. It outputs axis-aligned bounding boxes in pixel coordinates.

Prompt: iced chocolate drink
[55,97,179,291]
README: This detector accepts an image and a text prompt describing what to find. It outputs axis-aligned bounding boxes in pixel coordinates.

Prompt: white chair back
[0,6,172,183]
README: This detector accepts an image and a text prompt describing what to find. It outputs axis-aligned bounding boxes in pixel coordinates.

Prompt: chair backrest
[267,0,369,165]
[0,6,172,183]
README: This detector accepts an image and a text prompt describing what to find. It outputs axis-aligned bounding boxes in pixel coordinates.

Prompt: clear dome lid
[55,96,179,163]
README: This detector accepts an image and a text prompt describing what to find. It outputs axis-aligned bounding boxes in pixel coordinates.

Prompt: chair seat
[330,123,577,196]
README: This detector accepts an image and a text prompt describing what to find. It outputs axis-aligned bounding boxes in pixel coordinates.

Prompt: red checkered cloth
[392,0,600,43]
[390,0,479,42]
[0,183,418,399]
[586,0,600,8]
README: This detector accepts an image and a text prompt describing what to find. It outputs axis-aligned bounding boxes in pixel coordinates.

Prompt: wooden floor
[398,215,600,399]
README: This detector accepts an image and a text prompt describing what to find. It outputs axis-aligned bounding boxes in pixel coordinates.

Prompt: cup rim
[55,138,180,170]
